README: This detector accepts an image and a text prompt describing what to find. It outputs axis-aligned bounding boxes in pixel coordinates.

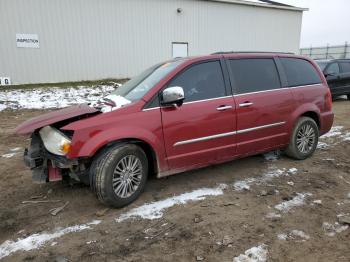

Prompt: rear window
[229,58,281,94]
[280,58,322,87]
[339,62,350,73]
[316,61,328,71]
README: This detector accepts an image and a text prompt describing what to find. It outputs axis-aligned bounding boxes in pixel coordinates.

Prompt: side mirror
[161,86,185,106]
[324,72,336,77]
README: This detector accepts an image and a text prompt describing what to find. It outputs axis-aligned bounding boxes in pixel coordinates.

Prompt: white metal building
[0,0,306,85]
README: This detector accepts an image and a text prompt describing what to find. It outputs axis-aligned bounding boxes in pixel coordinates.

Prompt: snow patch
[342,132,350,141]
[317,142,329,149]
[233,178,257,191]
[265,212,281,219]
[1,153,16,158]
[274,193,312,213]
[322,222,348,237]
[277,230,310,241]
[0,220,101,259]
[0,85,114,111]
[233,244,268,262]
[318,126,350,146]
[233,167,298,191]
[263,151,280,161]
[116,186,225,222]
[287,168,298,175]
[321,126,343,138]
[277,234,287,241]
[90,94,131,113]
[10,147,22,152]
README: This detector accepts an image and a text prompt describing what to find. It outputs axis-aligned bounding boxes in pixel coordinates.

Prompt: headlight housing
[39,126,72,156]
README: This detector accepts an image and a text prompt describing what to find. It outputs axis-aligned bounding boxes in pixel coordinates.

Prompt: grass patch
[0,78,129,91]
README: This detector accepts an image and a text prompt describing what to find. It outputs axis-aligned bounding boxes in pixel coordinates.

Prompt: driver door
[160,60,237,171]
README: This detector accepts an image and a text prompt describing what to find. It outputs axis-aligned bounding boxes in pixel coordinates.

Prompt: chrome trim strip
[289,83,322,89]
[183,96,232,105]
[143,83,323,111]
[234,84,322,96]
[142,96,232,112]
[173,121,286,146]
[142,107,160,112]
[234,88,285,97]
[174,131,237,146]
[236,121,286,134]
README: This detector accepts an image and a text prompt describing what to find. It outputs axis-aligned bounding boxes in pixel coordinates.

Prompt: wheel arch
[92,138,160,177]
[300,111,320,128]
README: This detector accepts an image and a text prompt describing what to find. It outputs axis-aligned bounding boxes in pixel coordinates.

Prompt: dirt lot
[0,99,350,262]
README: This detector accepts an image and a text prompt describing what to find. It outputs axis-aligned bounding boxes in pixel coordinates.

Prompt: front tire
[347,94,350,100]
[90,144,148,207]
[285,117,319,160]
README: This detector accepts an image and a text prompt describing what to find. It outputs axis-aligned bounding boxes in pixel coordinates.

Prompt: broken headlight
[39,126,71,156]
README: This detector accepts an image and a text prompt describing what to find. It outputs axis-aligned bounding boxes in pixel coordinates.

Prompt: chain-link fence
[300,42,350,60]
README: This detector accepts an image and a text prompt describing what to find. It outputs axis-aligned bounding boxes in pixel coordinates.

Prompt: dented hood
[15,104,99,135]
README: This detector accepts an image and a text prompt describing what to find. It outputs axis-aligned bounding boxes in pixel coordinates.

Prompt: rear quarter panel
[282,56,334,136]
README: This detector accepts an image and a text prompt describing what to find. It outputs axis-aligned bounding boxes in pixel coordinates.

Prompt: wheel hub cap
[296,123,316,154]
[112,155,142,198]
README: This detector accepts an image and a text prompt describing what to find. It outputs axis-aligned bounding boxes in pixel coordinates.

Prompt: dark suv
[16,52,334,207]
[316,59,350,99]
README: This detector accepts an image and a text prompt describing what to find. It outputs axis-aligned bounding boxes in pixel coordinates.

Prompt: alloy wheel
[296,123,316,154]
[112,155,142,198]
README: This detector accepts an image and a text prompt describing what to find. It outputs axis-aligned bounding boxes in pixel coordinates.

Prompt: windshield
[111,60,184,102]
[316,61,328,71]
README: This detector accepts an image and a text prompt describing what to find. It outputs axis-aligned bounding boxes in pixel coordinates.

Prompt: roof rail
[211,51,295,55]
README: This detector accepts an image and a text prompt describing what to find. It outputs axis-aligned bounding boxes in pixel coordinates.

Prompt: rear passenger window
[280,58,322,87]
[325,63,340,75]
[229,59,281,94]
[339,62,350,73]
[168,61,226,102]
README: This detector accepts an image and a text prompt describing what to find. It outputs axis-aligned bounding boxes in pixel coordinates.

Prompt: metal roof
[206,0,308,11]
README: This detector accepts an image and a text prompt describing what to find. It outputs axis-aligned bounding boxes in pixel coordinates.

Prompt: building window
[172,42,188,58]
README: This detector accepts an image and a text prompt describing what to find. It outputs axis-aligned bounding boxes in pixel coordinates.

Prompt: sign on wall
[16,34,40,48]
[0,77,11,86]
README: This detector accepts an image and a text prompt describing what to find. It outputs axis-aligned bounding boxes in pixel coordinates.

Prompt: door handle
[239,102,253,108]
[216,105,233,111]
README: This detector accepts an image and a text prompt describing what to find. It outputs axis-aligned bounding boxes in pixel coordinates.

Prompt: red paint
[15,104,98,135]
[16,53,334,178]
[48,162,62,181]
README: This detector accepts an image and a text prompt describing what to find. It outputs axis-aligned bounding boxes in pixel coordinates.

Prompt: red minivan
[16,52,334,207]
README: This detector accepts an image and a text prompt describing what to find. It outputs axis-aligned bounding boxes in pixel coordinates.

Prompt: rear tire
[285,117,319,160]
[347,94,350,100]
[90,144,148,207]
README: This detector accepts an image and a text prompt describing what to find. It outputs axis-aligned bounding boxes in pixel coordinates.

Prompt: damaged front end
[24,128,89,184]
[15,104,100,184]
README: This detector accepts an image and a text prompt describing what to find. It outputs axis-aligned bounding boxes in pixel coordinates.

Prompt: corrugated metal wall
[0,0,303,85]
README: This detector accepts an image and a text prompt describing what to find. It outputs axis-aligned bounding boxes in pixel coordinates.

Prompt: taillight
[325,87,332,111]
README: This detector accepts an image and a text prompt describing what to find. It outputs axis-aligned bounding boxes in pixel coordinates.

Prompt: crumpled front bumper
[24,133,78,183]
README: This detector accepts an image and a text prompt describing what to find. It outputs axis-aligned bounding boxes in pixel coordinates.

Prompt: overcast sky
[275,0,350,48]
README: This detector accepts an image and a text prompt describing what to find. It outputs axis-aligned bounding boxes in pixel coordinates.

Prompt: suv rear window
[229,58,281,94]
[280,58,322,87]
[339,62,350,73]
